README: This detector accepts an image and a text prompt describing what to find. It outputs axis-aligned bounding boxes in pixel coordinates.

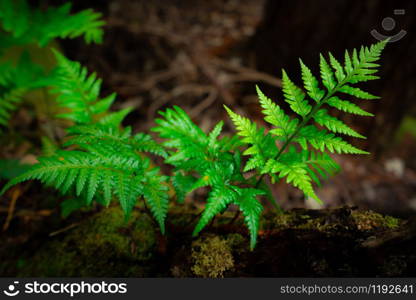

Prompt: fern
[226,39,388,204]
[0,137,169,233]
[0,56,169,233]
[153,106,266,249]
[0,0,104,47]
[0,39,388,250]
[0,52,54,127]
[65,124,167,158]
[51,51,132,126]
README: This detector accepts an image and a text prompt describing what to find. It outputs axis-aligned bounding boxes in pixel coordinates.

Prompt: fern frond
[319,54,336,90]
[326,96,373,116]
[299,59,325,102]
[0,88,26,126]
[66,124,167,158]
[142,170,169,234]
[52,51,126,125]
[227,41,386,206]
[264,157,321,203]
[233,187,264,250]
[153,106,207,151]
[0,0,104,46]
[0,149,168,232]
[313,109,365,138]
[257,85,298,139]
[224,105,258,145]
[338,85,379,100]
[328,52,346,82]
[281,69,311,117]
[208,121,224,148]
[224,105,277,171]
[295,125,368,154]
[0,52,54,127]
[192,185,237,237]
[261,148,333,203]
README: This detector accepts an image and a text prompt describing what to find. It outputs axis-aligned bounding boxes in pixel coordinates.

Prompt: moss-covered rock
[17,207,157,277]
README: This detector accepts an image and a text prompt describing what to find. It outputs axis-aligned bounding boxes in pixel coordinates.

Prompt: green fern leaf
[0,88,26,126]
[66,124,167,158]
[262,157,321,203]
[326,96,373,116]
[281,69,311,117]
[0,0,105,46]
[296,125,368,154]
[142,170,169,234]
[0,52,53,127]
[234,187,264,250]
[257,85,298,139]
[52,51,127,124]
[319,54,336,90]
[299,59,325,102]
[0,150,152,224]
[344,50,354,75]
[193,185,237,237]
[328,52,345,82]
[338,85,379,100]
[313,109,365,138]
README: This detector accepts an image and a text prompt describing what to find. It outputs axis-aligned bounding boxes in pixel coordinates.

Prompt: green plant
[0,8,388,250]
[154,39,387,248]
[0,0,105,129]
[224,40,387,203]
[1,53,169,233]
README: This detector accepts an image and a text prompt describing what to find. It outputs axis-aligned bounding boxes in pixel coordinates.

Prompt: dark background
[32,0,416,215]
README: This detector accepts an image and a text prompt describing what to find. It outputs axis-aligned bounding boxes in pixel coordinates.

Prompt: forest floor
[1,205,416,277]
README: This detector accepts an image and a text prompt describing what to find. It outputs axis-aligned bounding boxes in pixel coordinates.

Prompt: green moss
[351,211,400,231]
[267,209,401,233]
[18,207,157,277]
[191,235,235,278]
[384,216,400,229]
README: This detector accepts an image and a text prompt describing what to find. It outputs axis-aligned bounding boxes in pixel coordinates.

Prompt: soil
[1,205,415,277]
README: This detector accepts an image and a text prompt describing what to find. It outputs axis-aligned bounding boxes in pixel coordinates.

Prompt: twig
[49,222,80,237]
[2,187,20,231]
[189,88,218,117]
[211,58,282,87]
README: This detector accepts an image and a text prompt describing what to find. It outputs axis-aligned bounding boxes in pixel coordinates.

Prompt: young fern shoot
[225,39,388,205]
